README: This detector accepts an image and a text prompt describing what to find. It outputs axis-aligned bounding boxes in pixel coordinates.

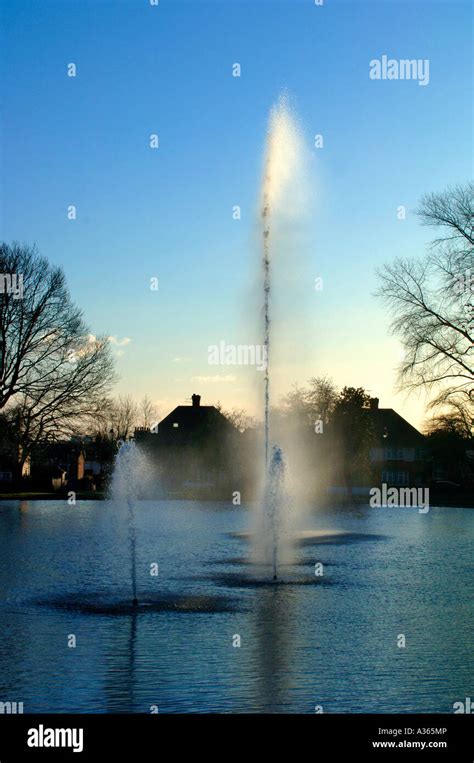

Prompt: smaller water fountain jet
[105,441,239,613]
[111,440,144,606]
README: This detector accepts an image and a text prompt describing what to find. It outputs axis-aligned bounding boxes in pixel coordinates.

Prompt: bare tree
[5,350,114,474]
[215,402,257,432]
[87,395,145,441]
[305,375,338,425]
[280,376,338,426]
[138,395,158,430]
[424,396,473,440]
[109,395,139,440]
[279,384,310,423]
[0,243,116,470]
[376,183,473,425]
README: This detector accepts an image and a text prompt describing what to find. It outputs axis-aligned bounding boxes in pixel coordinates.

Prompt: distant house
[51,466,68,491]
[156,394,237,443]
[368,398,427,487]
[78,435,115,488]
[136,394,243,497]
[135,393,435,500]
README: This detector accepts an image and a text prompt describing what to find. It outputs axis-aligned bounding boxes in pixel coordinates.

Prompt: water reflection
[104,613,138,713]
[252,586,298,712]
[0,500,471,713]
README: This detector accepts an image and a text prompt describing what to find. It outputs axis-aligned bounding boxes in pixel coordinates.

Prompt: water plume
[255,95,306,579]
[261,94,305,469]
[111,441,150,605]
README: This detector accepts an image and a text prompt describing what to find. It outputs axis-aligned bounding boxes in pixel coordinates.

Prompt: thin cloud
[108,336,132,347]
[191,374,236,384]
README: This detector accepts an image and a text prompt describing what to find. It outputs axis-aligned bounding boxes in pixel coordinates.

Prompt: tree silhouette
[376,183,473,429]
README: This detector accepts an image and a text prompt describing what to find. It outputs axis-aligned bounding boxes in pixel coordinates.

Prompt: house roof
[155,404,239,446]
[370,408,425,446]
[159,405,236,431]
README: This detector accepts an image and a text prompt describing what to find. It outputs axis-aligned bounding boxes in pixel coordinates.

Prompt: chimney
[191,393,201,408]
[370,397,379,411]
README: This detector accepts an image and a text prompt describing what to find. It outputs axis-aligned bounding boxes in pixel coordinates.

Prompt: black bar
[0,713,471,761]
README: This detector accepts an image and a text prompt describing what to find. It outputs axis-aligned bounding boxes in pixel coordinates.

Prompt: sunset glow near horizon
[1,0,472,429]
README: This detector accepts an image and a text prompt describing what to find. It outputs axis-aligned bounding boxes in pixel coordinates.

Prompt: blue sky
[1,0,472,426]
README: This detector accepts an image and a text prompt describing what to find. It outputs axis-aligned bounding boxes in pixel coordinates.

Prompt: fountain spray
[111,441,147,606]
[259,95,304,580]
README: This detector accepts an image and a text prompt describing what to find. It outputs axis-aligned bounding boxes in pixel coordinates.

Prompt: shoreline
[0,492,472,509]
[0,492,105,501]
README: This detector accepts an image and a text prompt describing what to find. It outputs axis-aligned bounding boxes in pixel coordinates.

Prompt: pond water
[0,499,472,713]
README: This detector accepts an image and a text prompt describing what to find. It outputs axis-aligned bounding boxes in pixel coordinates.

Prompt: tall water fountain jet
[256,95,305,580]
[111,441,147,606]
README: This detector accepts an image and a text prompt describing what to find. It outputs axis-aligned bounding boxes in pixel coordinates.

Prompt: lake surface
[0,499,472,713]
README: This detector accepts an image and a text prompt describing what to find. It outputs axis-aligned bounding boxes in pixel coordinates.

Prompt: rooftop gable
[370,408,425,446]
[158,405,238,433]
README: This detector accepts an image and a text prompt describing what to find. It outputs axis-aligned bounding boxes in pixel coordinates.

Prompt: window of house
[385,448,404,460]
[382,470,409,486]
[173,423,179,428]
[397,470,409,485]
